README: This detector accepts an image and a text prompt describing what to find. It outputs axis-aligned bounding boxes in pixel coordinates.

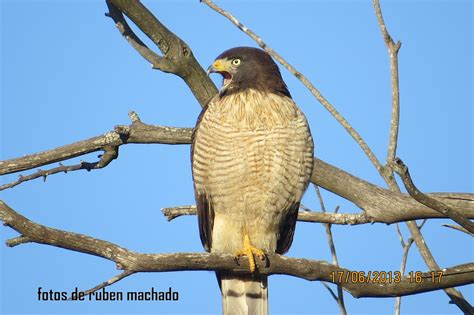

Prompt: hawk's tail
[219,274,268,315]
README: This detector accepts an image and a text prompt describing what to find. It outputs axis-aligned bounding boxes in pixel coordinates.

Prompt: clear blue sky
[1,0,472,314]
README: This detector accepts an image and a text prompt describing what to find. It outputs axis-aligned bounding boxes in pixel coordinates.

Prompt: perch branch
[201,0,387,181]
[394,158,474,234]
[1,201,473,299]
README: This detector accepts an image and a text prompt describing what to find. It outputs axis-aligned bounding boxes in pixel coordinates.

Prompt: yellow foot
[234,234,266,272]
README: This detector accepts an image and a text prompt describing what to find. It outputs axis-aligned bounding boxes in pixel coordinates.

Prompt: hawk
[191,47,314,315]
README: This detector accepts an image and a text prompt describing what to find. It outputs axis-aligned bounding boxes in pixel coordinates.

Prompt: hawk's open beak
[207,59,227,76]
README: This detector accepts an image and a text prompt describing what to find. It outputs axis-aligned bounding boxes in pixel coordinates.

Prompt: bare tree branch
[162,204,368,225]
[405,220,473,313]
[394,158,474,234]
[80,271,135,299]
[443,224,474,237]
[6,235,31,247]
[394,220,425,315]
[316,186,347,315]
[161,200,474,225]
[1,201,472,299]
[106,0,217,108]
[0,112,193,176]
[105,1,172,72]
[373,0,402,174]
[0,146,118,191]
[395,237,414,315]
[370,2,473,312]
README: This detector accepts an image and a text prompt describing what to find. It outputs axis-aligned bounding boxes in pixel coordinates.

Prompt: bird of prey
[191,47,314,315]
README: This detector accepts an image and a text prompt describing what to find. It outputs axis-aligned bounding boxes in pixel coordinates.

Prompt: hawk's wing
[276,201,300,254]
[191,105,214,252]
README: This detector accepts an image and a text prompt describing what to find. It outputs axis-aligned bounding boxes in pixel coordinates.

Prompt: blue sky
[1,0,472,314]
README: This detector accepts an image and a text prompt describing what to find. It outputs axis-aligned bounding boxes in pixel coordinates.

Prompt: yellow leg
[234,234,266,272]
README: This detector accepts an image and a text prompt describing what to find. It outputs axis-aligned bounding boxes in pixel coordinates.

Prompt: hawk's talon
[234,234,266,273]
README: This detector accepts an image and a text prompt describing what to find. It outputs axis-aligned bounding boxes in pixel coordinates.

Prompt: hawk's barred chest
[209,89,299,129]
[192,88,314,254]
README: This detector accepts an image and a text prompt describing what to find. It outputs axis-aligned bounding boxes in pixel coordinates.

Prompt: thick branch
[313,159,474,223]
[1,201,472,299]
[106,0,217,107]
[0,113,192,176]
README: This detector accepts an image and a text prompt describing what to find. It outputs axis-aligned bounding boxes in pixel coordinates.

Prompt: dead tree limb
[1,201,472,299]
[106,0,217,108]
[394,158,474,234]
[372,1,473,312]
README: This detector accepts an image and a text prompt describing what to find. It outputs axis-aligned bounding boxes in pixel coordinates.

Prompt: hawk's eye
[232,58,241,66]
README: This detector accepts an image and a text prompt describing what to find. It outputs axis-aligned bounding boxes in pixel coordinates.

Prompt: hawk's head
[207,46,290,97]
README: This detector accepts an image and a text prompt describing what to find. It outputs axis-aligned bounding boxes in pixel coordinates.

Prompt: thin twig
[394,220,426,315]
[201,0,387,180]
[6,236,31,247]
[161,205,372,225]
[79,271,135,299]
[395,237,414,315]
[373,0,402,173]
[405,220,473,313]
[0,146,117,191]
[315,185,346,315]
[394,158,474,234]
[395,223,406,247]
[161,203,474,226]
[321,281,339,301]
[443,224,474,237]
[105,1,174,72]
[106,0,217,107]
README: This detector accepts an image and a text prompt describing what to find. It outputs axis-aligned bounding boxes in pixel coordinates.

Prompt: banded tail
[220,274,268,315]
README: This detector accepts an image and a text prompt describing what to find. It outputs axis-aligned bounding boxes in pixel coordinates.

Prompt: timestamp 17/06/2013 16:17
[329,271,444,284]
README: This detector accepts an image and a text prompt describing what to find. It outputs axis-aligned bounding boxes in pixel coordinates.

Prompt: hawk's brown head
[207,46,290,98]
